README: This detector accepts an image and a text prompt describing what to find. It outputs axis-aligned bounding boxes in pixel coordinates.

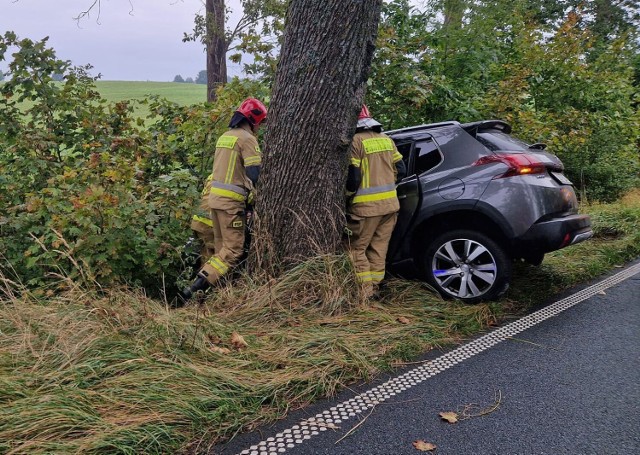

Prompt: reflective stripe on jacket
[209,125,261,211]
[348,131,401,217]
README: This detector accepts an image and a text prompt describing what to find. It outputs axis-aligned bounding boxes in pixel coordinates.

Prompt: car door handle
[398,194,407,200]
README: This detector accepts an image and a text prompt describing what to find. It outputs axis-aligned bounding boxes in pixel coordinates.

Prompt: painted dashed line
[236,263,640,455]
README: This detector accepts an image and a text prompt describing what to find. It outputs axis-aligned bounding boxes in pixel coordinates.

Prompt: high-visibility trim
[355,183,396,195]
[192,215,214,227]
[210,187,246,202]
[350,157,361,167]
[216,135,238,150]
[225,151,238,184]
[356,271,375,283]
[370,271,385,283]
[244,156,261,166]
[210,181,248,196]
[207,256,229,275]
[363,137,394,154]
[362,158,370,189]
[201,173,214,196]
[392,151,403,163]
[352,189,397,204]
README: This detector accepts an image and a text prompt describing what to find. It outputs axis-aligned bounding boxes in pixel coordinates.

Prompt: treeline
[173,70,207,84]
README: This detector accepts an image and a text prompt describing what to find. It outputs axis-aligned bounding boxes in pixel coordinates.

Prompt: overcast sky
[1,0,245,81]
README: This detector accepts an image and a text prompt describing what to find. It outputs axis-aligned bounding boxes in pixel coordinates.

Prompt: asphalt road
[217,262,640,455]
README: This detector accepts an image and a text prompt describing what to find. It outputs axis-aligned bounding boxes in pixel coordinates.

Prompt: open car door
[387,140,421,262]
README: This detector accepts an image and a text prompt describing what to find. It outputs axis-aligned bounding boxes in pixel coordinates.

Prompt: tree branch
[73,0,136,25]
[73,0,102,25]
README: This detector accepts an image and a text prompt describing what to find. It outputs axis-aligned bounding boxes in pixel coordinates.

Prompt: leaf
[210,345,231,355]
[597,290,606,295]
[413,440,436,451]
[439,411,458,424]
[230,332,248,350]
[397,316,411,324]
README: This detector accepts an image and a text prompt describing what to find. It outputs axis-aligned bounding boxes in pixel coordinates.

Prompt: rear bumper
[515,214,593,253]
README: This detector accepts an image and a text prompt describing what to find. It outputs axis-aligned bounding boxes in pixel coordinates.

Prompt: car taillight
[473,153,546,179]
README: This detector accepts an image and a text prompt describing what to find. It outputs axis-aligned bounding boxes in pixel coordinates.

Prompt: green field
[95,80,207,105]
[0,80,208,119]
[96,81,208,118]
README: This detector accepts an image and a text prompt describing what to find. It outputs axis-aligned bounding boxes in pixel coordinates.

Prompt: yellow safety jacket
[208,124,261,211]
[348,130,403,217]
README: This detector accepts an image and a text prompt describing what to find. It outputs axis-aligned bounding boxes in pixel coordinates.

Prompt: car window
[396,142,412,162]
[476,131,529,152]
[414,139,443,174]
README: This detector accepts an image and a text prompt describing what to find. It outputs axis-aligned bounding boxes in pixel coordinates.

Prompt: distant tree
[184,0,287,101]
[173,74,185,83]
[185,77,194,83]
[68,0,286,101]
[195,70,207,85]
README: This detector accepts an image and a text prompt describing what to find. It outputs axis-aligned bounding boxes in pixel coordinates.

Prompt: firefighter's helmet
[237,98,268,126]
[357,104,382,130]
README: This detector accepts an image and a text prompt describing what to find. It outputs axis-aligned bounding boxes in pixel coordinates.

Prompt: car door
[388,134,447,263]
[387,140,421,262]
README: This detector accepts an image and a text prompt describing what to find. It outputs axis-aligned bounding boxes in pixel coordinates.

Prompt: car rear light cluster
[473,153,546,179]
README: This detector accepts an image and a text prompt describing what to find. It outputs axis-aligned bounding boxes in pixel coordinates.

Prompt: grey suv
[386,120,593,303]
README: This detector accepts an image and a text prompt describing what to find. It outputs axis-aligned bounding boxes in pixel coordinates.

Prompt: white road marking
[237,262,640,455]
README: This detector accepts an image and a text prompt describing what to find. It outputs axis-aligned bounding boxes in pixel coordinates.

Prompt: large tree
[253,0,383,274]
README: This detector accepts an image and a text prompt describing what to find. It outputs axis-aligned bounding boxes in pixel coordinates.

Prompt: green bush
[0,32,268,293]
[369,2,639,202]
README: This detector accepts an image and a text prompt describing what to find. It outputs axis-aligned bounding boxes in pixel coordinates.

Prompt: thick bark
[206,0,228,102]
[253,0,382,273]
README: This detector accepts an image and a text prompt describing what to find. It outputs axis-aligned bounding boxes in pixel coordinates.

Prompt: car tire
[422,229,511,303]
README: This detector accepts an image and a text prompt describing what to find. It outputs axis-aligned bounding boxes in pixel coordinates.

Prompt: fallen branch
[335,405,376,444]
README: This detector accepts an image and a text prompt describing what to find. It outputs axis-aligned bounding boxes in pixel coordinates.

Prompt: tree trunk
[206,0,227,102]
[253,0,382,274]
[443,0,465,30]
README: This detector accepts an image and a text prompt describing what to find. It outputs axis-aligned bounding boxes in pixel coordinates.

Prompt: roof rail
[387,121,459,136]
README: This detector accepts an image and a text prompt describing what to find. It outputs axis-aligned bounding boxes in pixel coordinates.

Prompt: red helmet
[358,104,372,120]
[237,98,268,126]
[357,104,382,130]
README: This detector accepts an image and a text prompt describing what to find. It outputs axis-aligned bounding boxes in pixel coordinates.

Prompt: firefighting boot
[177,275,210,305]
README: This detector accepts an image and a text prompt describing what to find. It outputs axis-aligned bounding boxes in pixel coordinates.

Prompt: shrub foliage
[0,32,268,292]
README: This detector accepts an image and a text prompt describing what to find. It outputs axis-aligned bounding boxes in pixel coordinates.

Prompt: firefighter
[345,105,406,298]
[190,173,216,264]
[179,98,267,302]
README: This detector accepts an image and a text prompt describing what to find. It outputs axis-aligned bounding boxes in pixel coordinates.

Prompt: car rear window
[476,131,530,152]
[414,139,443,175]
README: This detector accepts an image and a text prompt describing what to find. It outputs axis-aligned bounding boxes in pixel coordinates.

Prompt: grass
[95,81,207,105]
[0,190,639,454]
[95,81,207,118]
[3,80,208,120]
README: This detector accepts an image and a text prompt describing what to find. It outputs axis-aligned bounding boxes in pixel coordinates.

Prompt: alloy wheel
[431,238,498,299]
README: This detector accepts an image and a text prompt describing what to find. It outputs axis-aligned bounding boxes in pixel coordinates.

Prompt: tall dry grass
[1,189,639,454]
[0,253,494,454]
